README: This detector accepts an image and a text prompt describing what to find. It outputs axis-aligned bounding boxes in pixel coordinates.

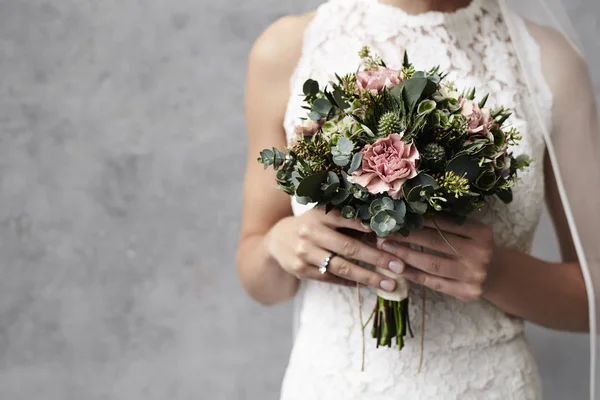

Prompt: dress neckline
[364,0,487,27]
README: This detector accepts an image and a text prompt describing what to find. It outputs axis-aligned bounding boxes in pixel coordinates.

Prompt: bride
[237,0,600,398]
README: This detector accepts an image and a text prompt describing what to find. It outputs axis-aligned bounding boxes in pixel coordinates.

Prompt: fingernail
[380,280,396,292]
[389,261,404,274]
[382,242,398,254]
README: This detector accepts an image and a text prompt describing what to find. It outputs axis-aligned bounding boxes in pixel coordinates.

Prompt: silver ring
[319,253,336,275]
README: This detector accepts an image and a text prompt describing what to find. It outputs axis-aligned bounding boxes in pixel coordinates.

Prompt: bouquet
[258,47,531,352]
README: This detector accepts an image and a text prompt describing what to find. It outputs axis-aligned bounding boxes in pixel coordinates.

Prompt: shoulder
[247,12,316,80]
[524,21,589,90]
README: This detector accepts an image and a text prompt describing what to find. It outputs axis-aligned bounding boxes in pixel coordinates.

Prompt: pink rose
[460,99,494,137]
[294,119,323,137]
[348,134,419,199]
[356,67,402,95]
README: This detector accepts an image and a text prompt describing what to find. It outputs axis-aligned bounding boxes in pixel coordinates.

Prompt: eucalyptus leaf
[332,188,350,205]
[412,173,438,189]
[296,196,311,205]
[333,154,350,166]
[340,171,352,189]
[308,111,322,121]
[394,200,407,218]
[447,155,480,182]
[322,182,340,198]
[348,152,363,174]
[341,205,357,219]
[296,171,328,200]
[382,197,395,210]
[336,137,354,154]
[357,205,371,220]
[326,171,340,185]
[313,98,333,116]
[408,200,428,215]
[402,77,438,109]
[303,79,319,96]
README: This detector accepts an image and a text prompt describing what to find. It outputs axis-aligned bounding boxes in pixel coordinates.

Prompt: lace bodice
[281,0,548,398]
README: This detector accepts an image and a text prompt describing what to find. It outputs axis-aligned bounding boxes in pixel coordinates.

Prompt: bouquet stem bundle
[372,297,411,349]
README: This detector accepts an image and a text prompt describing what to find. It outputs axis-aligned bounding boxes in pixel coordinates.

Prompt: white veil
[500,0,600,397]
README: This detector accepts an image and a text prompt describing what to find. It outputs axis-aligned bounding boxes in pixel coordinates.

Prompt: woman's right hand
[264,208,405,293]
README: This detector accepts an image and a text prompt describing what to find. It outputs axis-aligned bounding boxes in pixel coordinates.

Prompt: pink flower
[348,134,419,199]
[460,99,494,137]
[356,67,402,95]
[294,119,323,137]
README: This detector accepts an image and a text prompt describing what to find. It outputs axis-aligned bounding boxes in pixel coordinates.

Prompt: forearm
[483,247,588,331]
[236,234,299,306]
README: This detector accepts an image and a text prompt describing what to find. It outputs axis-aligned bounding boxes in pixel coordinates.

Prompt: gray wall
[0,1,597,399]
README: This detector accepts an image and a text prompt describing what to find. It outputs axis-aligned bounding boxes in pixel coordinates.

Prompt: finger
[382,228,470,257]
[320,209,372,233]
[300,267,356,288]
[422,216,481,238]
[307,225,405,274]
[304,246,398,293]
[402,267,483,302]
[377,241,467,281]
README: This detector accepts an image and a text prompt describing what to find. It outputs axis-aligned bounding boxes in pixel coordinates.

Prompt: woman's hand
[265,208,405,293]
[378,217,496,302]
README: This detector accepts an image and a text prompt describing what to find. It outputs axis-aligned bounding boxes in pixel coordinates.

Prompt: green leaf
[403,51,410,68]
[406,213,425,230]
[474,170,498,191]
[478,93,490,109]
[336,137,354,154]
[258,149,274,168]
[385,209,405,226]
[408,200,428,215]
[447,155,480,182]
[332,89,350,109]
[272,148,286,169]
[497,188,513,204]
[371,211,397,237]
[357,205,371,220]
[412,173,438,189]
[303,79,319,96]
[296,171,328,200]
[340,171,352,189]
[401,77,438,109]
[341,205,357,219]
[513,154,532,170]
[332,154,350,166]
[308,111,322,121]
[406,186,423,202]
[348,152,362,174]
[394,200,407,218]
[323,182,340,198]
[296,196,311,205]
[326,171,340,185]
[382,197,395,210]
[370,198,395,216]
[331,188,350,205]
[313,98,333,116]
[417,100,437,115]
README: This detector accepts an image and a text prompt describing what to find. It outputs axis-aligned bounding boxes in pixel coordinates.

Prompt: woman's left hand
[377,217,496,302]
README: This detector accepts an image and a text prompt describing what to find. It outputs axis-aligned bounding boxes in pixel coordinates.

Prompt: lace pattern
[282,0,548,398]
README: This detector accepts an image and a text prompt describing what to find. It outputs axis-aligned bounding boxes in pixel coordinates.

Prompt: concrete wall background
[0,1,597,399]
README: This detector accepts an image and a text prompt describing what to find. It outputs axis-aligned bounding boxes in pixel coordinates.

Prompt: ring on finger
[319,252,337,275]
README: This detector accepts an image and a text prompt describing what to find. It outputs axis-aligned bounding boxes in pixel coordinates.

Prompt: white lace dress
[281,0,549,398]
